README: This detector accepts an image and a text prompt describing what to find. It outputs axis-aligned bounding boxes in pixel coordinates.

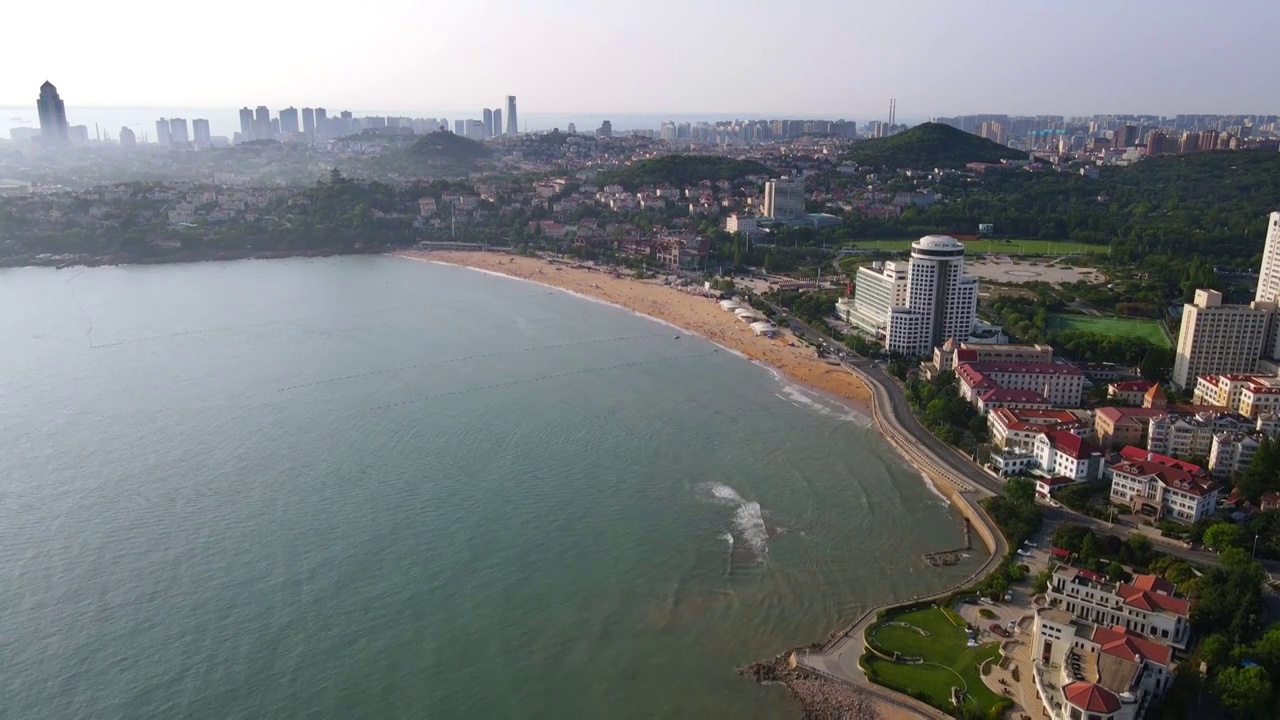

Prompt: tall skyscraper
[239,107,255,141]
[1112,124,1137,149]
[169,118,189,144]
[254,106,271,140]
[505,96,518,136]
[118,126,136,147]
[1145,130,1166,156]
[192,118,211,147]
[156,119,172,146]
[314,108,328,139]
[492,109,502,137]
[36,81,70,143]
[1172,289,1271,389]
[279,107,300,136]
[483,108,493,139]
[763,177,805,221]
[846,236,979,356]
[598,120,612,138]
[454,119,465,135]
[302,108,316,137]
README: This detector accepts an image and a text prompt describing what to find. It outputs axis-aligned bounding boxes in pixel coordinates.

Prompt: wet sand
[396,250,873,411]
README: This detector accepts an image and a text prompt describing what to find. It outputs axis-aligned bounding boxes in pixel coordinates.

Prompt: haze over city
[5,0,1280,117]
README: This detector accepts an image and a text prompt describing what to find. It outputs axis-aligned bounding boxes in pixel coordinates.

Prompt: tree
[1106,561,1131,583]
[1204,522,1246,552]
[1006,476,1036,505]
[1215,665,1272,719]
[1196,634,1233,673]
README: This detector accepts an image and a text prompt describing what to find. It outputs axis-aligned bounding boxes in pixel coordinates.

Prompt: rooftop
[1063,681,1121,714]
[1040,430,1103,460]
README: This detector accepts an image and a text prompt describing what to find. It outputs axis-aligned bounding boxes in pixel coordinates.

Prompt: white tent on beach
[750,321,778,337]
[735,308,763,322]
[719,300,743,311]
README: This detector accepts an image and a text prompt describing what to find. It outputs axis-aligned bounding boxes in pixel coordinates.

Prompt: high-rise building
[1112,124,1137,149]
[279,107,299,137]
[302,108,315,137]
[454,119,465,135]
[1145,130,1167,156]
[69,125,90,144]
[1197,130,1219,152]
[254,106,271,140]
[762,177,805,221]
[567,122,576,135]
[314,108,328,139]
[1255,213,1280,305]
[1173,289,1272,389]
[239,107,255,141]
[483,108,493,139]
[492,109,502,137]
[598,120,612,138]
[36,81,70,144]
[466,119,485,140]
[505,96,518,136]
[119,126,136,147]
[192,118,211,147]
[169,118,189,144]
[844,236,979,356]
[156,119,172,146]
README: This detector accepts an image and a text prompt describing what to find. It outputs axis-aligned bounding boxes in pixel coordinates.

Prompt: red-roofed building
[975,387,1052,414]
[957,360,1085,409]
[1063,681,1121,716]
[1194,372,1280,418]
[1093,407,1169,450]
[1107,446,1222,524]
[988,407,1088,451]
[1108,380,1156,406]
[1034,430,1105,481]
[1049,565,1190,648]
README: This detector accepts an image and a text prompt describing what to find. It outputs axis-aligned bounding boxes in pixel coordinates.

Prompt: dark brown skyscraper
[1145,130,1166,156]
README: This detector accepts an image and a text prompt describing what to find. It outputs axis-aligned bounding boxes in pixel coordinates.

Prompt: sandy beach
[396,250,873,411]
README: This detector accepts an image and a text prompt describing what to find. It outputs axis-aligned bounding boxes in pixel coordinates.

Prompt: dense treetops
[404,131,490,167]
[598,155,771,190]
[842,122,1026,169]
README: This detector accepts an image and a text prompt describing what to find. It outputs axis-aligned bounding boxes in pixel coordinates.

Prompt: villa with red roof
[1106,447,1222,524]
[1048,565,1190,647]
[1033,430,1105,482]
[988,407,1088,451]
[1108,379,1157,406]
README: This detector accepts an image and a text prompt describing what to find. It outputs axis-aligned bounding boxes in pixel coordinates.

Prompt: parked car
[989,623,1011,638]
[1016,549,1032,557]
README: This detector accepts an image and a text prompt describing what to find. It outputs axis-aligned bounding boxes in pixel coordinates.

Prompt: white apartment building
[1172,289,1272,389]
[1047,566,1190,648]
[1194,372,1280,418]
[845,239,979,358]
[1254,211,1280,305]
[1106,447,1222,524]
[1208,431,1262,478]
[1145,411,1253,458]
[723,213,759,237]
[762,177,805,221]
[957,361,1085,409]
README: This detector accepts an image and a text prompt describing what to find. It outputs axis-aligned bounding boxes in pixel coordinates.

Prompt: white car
[1016,549,1032,557]
[1023,541,1038,548]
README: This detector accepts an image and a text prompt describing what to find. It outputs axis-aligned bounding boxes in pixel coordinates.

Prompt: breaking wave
[774,384,870,425]
[699,482,768,558]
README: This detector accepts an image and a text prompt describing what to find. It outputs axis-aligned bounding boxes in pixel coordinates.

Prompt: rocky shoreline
[740,650,884,720]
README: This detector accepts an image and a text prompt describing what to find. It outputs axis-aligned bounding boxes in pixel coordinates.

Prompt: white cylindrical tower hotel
[905,235,978,354]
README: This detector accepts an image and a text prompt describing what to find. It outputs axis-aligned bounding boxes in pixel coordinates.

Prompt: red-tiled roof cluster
[1063,681,1121,713]
[1110,446,1220,497]
[1040,430,1102,460]
[1110,380,1156,393]
[1092,625,1174,666]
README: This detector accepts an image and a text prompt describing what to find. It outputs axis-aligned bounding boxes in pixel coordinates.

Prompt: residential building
[988,407,1087,451]
[1194,372,1280,417]
[36,81,69,143]
[302,108,315,137]
[654,235,710,270]
[927,341,1054,378]
[1257,212,1280,304]
[254,106,271,141]
[1172,289,1272,388]
[492,109,502,138]
[1094,407,1168,449]
[1208,431,1261,478]
[168,118,189,145]
[118,126,136,147]
[483,108,493,139]
[762,177,805,221]
[1106,447,1222,524]
[192,119,211,147]
[842,260,908,337]
[1107,380,1156,406]
[1033,430,1105,482]
[1047,565,1190,648]
[957,361,1085,409]
[239,107,254,141]
[598,120,612,138]
[723,213,760,238]
[155,119,171,146]
[505,96,518,136]
[1146,410,1253,458]
[279,107,300,136]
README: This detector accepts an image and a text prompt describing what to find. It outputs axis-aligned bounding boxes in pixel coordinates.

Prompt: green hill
[600,155,771,190]
[843,122,1025,169]
[404,131,490,167]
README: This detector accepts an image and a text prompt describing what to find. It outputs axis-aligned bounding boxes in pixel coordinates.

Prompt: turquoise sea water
[0,256,982,718]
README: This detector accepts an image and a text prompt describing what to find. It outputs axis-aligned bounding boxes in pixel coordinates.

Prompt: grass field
[843,238,1109,256]
[864,606,1005,715]
[1048,313,1170,347]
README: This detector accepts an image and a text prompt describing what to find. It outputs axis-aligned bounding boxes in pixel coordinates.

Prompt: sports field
[843,238,1108,256]
[1048,313,1170,347]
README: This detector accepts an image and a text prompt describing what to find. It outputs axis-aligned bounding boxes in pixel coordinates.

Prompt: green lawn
[1048,313,1170,347]
[843,238,1109,256]
[864,606,1006,715]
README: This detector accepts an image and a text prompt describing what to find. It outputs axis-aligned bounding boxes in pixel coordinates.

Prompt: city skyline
[5,0,1280,116]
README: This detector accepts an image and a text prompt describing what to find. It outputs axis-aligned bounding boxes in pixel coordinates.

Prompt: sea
[0,255,980,719]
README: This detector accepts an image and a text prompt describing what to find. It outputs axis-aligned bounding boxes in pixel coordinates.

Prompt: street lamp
[1253,533,1260,559]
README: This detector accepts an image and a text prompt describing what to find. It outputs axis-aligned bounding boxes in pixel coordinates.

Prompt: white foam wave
[920,472,952,506]
[776,383,870,425]
[720,531,734,547]
[734,501,769,554]
[700,481,745,504]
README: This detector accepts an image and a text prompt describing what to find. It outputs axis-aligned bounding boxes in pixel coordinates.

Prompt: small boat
[673,335,680,339]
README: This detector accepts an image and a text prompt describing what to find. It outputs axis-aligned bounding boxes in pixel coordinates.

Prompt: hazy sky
[5,0,1279,118]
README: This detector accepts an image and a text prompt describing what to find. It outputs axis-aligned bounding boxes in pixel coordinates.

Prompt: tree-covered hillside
[599,155,771,189]
[842,122,1025,169]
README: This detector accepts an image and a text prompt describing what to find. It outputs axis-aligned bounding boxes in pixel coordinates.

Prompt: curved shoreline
[395,249,1008,718]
